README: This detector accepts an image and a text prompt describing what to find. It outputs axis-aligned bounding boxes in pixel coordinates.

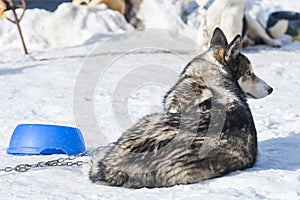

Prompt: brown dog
[72,0,126,14]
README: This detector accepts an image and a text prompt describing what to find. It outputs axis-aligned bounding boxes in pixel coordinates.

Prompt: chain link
[0,143,114,173]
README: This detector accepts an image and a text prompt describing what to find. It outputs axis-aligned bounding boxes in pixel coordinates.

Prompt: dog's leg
[219,3,244,42]
[246,14,281,47]
[89,160,130,187]
[267,19,288,39]
[242,35,255,48]
[125,0,144,28]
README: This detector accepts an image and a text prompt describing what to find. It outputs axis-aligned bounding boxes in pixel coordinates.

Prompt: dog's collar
[203,0,215,10]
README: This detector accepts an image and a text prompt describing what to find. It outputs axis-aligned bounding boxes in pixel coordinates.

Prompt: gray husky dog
[88,28,273,188]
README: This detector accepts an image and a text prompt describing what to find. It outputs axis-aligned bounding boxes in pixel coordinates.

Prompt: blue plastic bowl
[7,124,86,156]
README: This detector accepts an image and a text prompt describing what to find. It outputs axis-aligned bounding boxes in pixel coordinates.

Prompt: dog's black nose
[268,87,273,94]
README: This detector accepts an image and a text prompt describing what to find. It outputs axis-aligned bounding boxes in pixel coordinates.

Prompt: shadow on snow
[255,133,300,171]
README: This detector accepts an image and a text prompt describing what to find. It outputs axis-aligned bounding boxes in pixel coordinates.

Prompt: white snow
[0,1,300,199]
[0,3,133,51]
[137,0,196,39]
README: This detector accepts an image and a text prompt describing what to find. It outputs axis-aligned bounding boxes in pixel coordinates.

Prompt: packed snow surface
[0,0,300,199]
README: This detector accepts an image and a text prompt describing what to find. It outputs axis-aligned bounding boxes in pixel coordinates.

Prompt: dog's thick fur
[89,28,273,188]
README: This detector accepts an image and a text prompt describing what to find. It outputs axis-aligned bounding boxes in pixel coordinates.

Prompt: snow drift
[0,3,133,51]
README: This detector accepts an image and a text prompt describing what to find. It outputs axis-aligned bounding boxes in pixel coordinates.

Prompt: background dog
[88,28,273,188]
[0,0,7,19]
[72,0,126,14]
[72,0,144,28]
[196,0,288,47]
[72,0,288,48]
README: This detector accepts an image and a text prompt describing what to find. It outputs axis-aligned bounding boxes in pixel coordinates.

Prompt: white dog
[195,0,288,48]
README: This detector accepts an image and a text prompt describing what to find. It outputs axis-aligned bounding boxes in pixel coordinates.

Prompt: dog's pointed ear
[225,35,242,62]
[210,27,228,47]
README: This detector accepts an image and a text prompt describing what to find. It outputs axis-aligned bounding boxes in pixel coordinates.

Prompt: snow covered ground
[0,1,300,199]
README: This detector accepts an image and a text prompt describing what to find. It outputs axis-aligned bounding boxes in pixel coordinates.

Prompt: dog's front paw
[268,39,282,48]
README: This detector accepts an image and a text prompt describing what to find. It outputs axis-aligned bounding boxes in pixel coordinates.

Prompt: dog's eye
[245,70,252,76]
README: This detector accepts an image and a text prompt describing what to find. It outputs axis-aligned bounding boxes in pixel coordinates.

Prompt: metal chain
[0,143,115,173]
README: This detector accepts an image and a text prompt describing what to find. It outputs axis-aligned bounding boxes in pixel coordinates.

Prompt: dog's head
[209,28,273,99]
